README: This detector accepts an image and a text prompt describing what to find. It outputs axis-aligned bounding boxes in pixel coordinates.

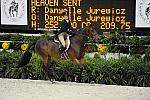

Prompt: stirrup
[65,36,71,52]
[60,53,65,58]
[59,46,65,53]
[60,52,69,60]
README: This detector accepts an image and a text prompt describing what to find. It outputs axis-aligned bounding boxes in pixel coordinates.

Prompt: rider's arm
[60,20,68,32]
[68,21,73,31]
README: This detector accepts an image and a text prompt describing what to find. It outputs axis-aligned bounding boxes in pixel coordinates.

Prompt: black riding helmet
[62,11,69,16]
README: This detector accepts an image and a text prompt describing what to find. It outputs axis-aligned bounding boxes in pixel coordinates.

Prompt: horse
[9,3,18,17]
[18,24,100,83]
[145,4,150,19]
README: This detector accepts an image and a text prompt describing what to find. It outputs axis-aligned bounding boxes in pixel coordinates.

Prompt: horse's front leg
[72,59,84,82]
[79,58,87,82]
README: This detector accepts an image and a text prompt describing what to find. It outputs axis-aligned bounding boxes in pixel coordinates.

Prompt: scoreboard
[30,0,134,31]
[0,0,139,32]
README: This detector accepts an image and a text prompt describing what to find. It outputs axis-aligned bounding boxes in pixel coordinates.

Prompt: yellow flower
[2,42,10,50]
[21,43,29,51]
[97,45,109,55]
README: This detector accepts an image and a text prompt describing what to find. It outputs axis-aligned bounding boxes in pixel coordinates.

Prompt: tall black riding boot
[60,46,66,54]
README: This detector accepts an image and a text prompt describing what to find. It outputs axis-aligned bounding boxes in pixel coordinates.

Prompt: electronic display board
[0,0,135,31]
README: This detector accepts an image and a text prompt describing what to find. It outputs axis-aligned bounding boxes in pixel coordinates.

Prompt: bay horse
[18,24,100,83]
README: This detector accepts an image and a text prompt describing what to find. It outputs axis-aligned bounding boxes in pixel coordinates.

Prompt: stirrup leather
[65,35,71,52]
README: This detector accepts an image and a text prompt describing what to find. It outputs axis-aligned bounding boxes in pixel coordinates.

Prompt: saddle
[49,30,77,59]
[52,35,71,59]
[52,31,72,53]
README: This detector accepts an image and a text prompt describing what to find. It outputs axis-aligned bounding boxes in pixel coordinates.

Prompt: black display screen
[1,0,135,32]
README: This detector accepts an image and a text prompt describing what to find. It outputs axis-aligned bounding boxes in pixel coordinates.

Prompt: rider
[11,0,18,6]
[58,11,74,54]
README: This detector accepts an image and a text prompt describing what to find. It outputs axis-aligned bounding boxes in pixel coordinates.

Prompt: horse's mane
[45,26,90,41]
[72,27,89,36]
[70,27,90,47]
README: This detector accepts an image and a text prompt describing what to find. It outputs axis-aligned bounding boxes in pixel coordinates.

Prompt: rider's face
[64,15,69,20]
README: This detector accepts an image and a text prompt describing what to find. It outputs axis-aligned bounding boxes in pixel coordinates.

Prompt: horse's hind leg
[12,11,14,17]
[41,55,54,83]
[16,10,18,17]
[9,11,11,17]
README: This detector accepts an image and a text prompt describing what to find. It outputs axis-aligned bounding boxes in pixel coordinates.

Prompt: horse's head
[82,23,100,43]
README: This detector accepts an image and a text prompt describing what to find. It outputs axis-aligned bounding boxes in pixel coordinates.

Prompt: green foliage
[0,50,22,78]
[0,51,43,79]
[83,55,150,86]
[0,34,41,42]
[1,33,150,45]
[0,33,150,55]
[0,34,47,50]
[0,51,150,87]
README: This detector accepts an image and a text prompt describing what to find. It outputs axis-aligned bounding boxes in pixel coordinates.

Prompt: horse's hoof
[50,79,55,84]
[90,81,95,84]
[51,81,55,84]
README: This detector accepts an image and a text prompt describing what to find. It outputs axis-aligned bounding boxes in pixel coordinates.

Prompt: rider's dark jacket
[59,19,73,34]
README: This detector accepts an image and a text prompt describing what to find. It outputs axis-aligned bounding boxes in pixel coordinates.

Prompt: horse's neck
[69,31,87,59]
[72,33,86,47]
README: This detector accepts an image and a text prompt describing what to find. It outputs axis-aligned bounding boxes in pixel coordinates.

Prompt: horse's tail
[17,42,36,67]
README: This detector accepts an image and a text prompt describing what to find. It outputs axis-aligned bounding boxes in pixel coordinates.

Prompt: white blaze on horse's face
[64,15,69,20]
